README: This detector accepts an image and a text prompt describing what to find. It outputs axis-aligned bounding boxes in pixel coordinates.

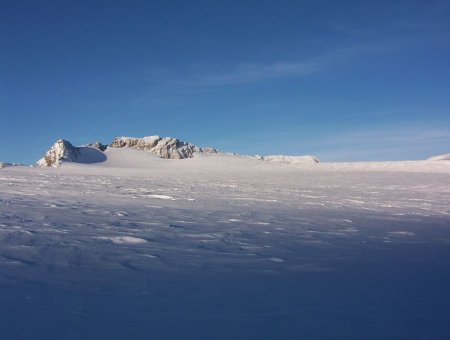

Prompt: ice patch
[146,195,175,200]
[98,236,148,244]
[388,231,416,237]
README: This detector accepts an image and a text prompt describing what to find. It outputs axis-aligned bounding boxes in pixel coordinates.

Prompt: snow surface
[1,148,450,338]
[428,153,450,161]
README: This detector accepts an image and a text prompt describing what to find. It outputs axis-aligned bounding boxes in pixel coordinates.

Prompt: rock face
[86,141,108,151]
[109,136,218,159]
[36,140,81,167]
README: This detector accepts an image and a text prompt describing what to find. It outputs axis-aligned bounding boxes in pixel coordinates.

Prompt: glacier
[1,147,450,338]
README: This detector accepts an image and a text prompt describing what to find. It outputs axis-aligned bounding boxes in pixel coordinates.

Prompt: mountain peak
[36,139,80,167]
[36,139,107,167]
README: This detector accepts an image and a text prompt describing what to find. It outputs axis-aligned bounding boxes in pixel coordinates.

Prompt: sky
[1,0,449,164]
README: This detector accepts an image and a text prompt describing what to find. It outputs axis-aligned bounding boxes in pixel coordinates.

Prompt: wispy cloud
[138,35,447,104]
[166,41,413,88]
[177,61,319,86]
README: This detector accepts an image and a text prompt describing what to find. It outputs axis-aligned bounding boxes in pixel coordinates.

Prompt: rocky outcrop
[86,141,108,151]
[36,140,81,167]
[36,139,107,167]
[109,136,218,159]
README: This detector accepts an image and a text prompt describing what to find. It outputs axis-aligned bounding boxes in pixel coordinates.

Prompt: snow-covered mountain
[35,136,218,167]
[34,135,320,167]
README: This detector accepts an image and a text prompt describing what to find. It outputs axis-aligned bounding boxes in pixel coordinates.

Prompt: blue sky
[1,0,449,164]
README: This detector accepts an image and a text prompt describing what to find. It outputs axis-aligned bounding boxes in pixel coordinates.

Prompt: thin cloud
[180,61,320,86]
[169,41,412,87]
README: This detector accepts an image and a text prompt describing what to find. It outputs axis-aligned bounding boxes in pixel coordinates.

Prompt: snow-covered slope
[36,139,106,167]
[428,153,450,161]
[257,155,319,164]
[1,144,450,338]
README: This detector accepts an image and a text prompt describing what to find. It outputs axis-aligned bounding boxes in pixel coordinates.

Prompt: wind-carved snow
[1,148,450,338]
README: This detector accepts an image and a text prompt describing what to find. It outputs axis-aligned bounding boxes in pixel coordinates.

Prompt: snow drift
[428,153,450,161]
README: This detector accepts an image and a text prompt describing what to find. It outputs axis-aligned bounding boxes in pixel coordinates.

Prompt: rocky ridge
[36,136,219,167]
[34,135,322,167]
[110,136,218,159]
